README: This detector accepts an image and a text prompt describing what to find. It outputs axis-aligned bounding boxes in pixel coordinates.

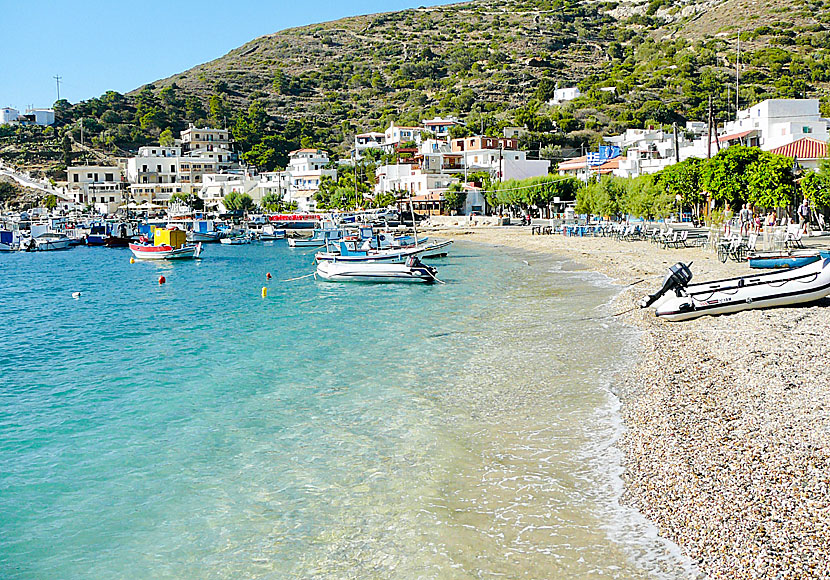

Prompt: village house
[66,165,126,214]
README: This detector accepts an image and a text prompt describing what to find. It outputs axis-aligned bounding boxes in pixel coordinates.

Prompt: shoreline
[429,225,830,579]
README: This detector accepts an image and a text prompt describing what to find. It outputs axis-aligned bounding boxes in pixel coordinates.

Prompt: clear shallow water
[0,241,699,579]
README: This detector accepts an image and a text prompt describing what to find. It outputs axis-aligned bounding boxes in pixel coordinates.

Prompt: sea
[0,240,701,579]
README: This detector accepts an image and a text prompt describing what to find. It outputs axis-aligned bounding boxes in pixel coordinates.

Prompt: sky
[0,0,460,111]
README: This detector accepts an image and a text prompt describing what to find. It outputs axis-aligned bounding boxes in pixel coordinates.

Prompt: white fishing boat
[32,232,72,251]
[219,234,251,245]
[316,256,441,283]
[187,220,221,242]
[258,224,286,241]
[639,259,830,321]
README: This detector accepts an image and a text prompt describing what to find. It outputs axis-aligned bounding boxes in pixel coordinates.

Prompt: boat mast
[408,193,418,246]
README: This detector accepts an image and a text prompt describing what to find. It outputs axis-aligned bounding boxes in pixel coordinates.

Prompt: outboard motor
[639,262,693,308]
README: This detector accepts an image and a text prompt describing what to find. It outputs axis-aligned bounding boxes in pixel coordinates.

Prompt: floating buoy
[158,275,166,285]
[261,287,268,298]
[72,292,81,299]
[130,257,135,264]
[266,272,272,280]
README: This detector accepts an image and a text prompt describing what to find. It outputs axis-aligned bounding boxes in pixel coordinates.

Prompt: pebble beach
[429,224,830,579]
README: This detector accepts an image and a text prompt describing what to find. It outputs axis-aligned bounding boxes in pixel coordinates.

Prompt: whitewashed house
[721,99,828,151]
[450,136,550,181]
[0,107,19,124]
[382,123,425,153]
[67,165,125,213]
[547,87,581,106]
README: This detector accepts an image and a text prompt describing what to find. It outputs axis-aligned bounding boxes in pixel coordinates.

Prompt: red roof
[595,158,620,173]
[558,155,588,170]
[768,137,828,160]
[718,129,756,143]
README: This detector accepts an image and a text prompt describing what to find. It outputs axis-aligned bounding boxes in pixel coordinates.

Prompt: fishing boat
[187,220,222,243]
[316,256,441,283]
[0,230,18,251]
[219,234,252,245]
[287,221,346,247]
[315,239,452,263]
[258,224,286,241]
[32,232,72,251]
[129,228,202,260]
[639,259,830,321]
[747,250,828,269]
[85,223,111,246]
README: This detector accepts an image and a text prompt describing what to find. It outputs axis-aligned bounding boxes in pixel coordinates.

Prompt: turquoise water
[0,241,699,579]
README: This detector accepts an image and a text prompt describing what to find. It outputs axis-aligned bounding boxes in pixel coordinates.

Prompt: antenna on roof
[54,75,62,101]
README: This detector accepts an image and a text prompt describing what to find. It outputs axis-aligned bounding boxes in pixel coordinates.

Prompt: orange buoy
[158,275,166,285]
[130,257,135,264]
[266,272,272,280]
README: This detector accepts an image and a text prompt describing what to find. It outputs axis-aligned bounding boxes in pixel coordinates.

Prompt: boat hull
[33,237,72,251]
[655,258,830,321]
[315,240,452,263]
[747,251,825,269]
[316,261,437,283]
[188,232,221,243]
[129,243,202,260]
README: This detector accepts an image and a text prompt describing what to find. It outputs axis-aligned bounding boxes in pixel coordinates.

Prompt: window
[105,173,113,181]
[73,174,79,182]
[157,165,162,172]
[218,155,222,162]
[109,196,115,202]
[804,126,813,134]
[87,173,92,179]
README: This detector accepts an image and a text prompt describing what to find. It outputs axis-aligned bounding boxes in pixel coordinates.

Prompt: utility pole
[672,122,680,162]
[736,31,741,113]
[706,97,712,160]
[54,75,62,101]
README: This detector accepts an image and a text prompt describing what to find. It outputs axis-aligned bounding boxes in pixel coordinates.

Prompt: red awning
[769,137,828,160]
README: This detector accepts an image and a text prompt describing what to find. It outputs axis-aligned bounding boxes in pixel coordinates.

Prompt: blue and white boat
[747,250,828,269]
[187,220,221,243]
[288,222,346,248]
[315,239,452,263]
[0,230,18,251]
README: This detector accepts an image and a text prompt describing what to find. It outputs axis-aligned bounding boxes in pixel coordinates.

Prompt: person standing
[799,198,811,235]
[739,204,750,237]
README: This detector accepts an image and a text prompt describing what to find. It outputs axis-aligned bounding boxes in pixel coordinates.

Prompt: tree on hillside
[159,128,175,147]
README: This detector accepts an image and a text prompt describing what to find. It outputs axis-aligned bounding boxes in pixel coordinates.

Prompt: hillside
[3,0,830,176]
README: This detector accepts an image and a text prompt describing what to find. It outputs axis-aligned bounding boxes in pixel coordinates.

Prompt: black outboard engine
[639,262,693,308]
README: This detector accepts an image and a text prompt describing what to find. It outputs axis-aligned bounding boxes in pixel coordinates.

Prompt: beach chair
[786,226,804,249]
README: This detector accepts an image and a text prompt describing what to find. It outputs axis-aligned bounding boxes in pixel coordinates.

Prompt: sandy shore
[428,225,830,579]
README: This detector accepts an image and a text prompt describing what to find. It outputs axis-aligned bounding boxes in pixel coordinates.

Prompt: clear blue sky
[0,0,459,111]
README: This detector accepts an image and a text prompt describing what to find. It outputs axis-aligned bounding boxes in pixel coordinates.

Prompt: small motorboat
[219,234,251,245]
[640,259,830,321]
[129,228,202,260]
[315,239,452,263]
[316,256,442,283]
[32,232,72,251]
[258,224,286,241]
[747,250,827,269]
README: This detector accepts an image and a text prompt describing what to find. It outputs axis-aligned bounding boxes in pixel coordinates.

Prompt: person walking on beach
[799,198,811,235]
[765,210,776,250]
[739,204,751,237]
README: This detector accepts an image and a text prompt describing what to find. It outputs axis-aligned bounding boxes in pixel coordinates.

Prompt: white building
[374,163,459,196]
[126,146,183,202]
[354,132,385,160]
[721,99,828,151]
[450,136,550,181]
[26,108,55,126]
[547,87,581,106]
[382,123,425,152]
[0,107,19,124]
[242,149,336,211]
[67,165,125,214]
[421,117,462,139]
